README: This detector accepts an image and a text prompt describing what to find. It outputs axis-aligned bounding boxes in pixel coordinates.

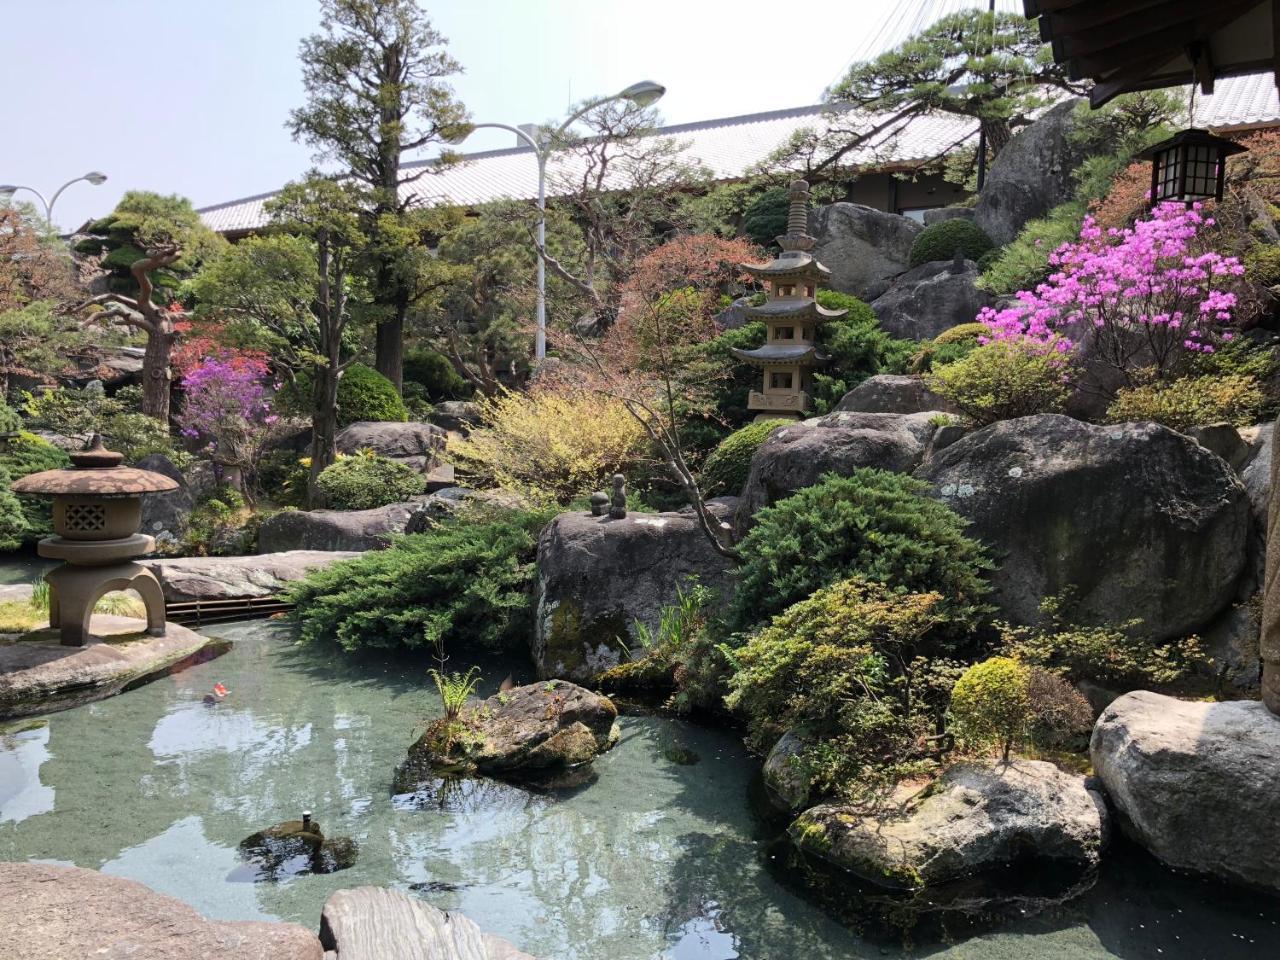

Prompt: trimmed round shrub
[925,338,1075,425]
[404,347,467,402]
[699,419,789,497]
[731,468,991,633]
[743,187,791,247]
[949,656,1032,761]
[316,452,424,510]
[281,363,408,427]
[908,219,995,268]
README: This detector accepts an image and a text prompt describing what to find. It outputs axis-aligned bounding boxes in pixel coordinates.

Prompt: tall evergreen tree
[289,0,468,392]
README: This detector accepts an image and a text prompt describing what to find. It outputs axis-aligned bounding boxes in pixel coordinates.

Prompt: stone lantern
[10,435,177,646]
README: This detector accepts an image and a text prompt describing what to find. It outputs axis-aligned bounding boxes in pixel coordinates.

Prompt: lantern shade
[1137,128,1247,207]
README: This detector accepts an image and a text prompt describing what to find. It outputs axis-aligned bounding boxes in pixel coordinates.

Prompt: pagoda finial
[776,180,815,252]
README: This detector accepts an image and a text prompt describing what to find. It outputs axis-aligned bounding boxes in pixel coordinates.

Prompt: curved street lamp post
[0,171,109,229]
[451,81,665,360]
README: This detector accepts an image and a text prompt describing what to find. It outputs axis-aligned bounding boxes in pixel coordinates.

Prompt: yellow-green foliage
[933,322,989,346]
[1244,242,1280,288]
[316,450,424,510]
[926,338,1074,425]
[451,388,649,504]
[698,419,788,497]
[1106,373,1264,430]
[948,656,1032,761]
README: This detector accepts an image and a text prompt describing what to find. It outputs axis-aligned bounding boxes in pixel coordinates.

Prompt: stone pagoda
[731,179,844,420]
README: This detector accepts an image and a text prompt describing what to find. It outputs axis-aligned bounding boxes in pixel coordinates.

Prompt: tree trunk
[374,305,405,393]
[981,118,1013,162]
[307,362,341,508]
[140,326,174,423]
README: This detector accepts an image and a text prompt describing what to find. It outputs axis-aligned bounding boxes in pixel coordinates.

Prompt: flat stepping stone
[0,861,323,959]
[0,615,226,719]
[321,886,535,959]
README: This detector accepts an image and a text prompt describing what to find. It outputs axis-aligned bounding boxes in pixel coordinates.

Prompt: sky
[1,0,1003,232]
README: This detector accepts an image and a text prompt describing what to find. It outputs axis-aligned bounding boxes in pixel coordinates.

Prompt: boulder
[868,259,992,340]
[136,453,194,545]
[923,206,977,226]
[735,411,940,533]
[834,374,957,416]
[713,295,754,331]
[533,501,738,680]
[257,502,419,553]
[0,616,228,720]
[321,886,535,960]
[1184,422,1250,471]
[790,760,1108,889]
[144,551,360,604]
[1242,421,1273,533]
[336,420,445,472]
[917,415,1249,639]
[810,203,921,300]
[0,861,323,960]
[1091,691,1280,893]
[401,680,618,782]
[1262,419,1280,711]
[974,99,1090,245]
[1201,599,1262,697]
[428,400,482,434]
[762,728,813,814]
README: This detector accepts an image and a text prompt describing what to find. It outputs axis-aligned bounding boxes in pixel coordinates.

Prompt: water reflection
[0,721,54,824]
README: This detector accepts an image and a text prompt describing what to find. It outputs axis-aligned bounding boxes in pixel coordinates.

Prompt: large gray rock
[1091,691,1280,893]
[428,400,482,434]
[0,861,323,960]
[790,760,1108,889]
[869,259,992,340]
[321,886,535,960]
[400,679,618,784]
[144,551,360,604]
[810,202,921,300]
[917,415,1249,639]
[735,411,940,533]
[762,728,813,814]
[533,502,738,680]
[923,206,976,226]
[136,454,194,545]
[974,99,1089,245]
[336,420,445,472]
[1242,421,1274,533]
[258,502,418,553]
[835,374,957,416]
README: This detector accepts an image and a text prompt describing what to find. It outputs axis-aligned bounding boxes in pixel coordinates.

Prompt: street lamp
[450,81,665,360]
[0,171,108,228]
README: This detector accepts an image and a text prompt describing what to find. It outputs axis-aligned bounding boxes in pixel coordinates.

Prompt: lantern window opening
[770,371,794,390]
[774,326,795,340]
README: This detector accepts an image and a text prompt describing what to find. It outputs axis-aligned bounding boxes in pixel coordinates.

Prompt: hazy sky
[2,0,1002,231]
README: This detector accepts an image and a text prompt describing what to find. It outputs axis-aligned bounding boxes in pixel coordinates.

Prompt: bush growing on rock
[698,419,788,498]
[315,451,424,510]
[925,337,1075,425]
[731,468,990,632]
[908,219,994,268]
[1106,373,1264,430]
[451,388,649,504]
[726,578,960,802]
[287,506,556,654]
[948,656,1032,761]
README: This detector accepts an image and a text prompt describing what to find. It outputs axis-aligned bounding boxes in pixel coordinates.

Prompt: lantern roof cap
[10,435,180,496]
[1137,127,1249,161]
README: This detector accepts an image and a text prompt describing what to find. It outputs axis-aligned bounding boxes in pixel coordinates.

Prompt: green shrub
[726,577,958,801]
[1106,373,1265,430]
[1244,242,1280,288]
[742,187,791,247]
[909,219,994,268]
[316,451,424,510]
[908,322,988,373]
[1,432,69,540]
[925,338,1075,425]
[287,506,556,653]
[0,464,28,551]
[281,363,408,427]
[404,347,467,402]
[182,487,253,556]
[101,412,189,466]
[948,656,1032,761]
[698,419,788,498]
[811,290,915,413]
[731,468,990,632]
[0,401,20,436]
[977,200,1087,295]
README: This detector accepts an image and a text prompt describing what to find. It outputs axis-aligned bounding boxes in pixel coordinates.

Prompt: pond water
[2,618,1278,959]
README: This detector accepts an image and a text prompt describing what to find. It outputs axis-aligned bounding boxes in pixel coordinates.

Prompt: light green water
[2,619,1278,959]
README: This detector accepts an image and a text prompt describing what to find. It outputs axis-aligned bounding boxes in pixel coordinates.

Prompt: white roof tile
[198,73,1280,236]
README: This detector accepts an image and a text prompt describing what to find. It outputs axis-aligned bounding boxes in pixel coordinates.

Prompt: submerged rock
[533,502,737,680]
[790,760,1108,890]
[232,816,358,883]
[917,414,1249,639]
[762,728,813,814]
[1091,691,1280,894]
[0,861,323,959]
[400,680,618,786]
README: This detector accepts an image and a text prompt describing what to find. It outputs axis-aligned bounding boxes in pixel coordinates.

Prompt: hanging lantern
[1137,128,1247,207]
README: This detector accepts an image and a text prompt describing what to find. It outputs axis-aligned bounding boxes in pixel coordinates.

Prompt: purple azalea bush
[177,355,277,475]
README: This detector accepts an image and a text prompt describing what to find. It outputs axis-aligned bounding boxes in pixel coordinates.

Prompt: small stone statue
[589,490,609,517]
[609,474,627,519]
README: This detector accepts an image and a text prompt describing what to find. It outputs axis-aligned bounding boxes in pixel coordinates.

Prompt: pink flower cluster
[177,355,277,467]
[978,203,1245,367]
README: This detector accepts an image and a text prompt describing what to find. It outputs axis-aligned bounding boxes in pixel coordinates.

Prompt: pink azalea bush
[977,202,1246,383]
[177,355,276,476]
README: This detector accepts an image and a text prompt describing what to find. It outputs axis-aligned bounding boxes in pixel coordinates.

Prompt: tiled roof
[198,73,1280,236]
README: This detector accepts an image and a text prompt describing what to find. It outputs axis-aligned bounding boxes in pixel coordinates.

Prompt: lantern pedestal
[43,558,166,648]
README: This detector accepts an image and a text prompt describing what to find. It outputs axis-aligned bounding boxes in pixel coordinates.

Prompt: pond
[2,618,1278,959]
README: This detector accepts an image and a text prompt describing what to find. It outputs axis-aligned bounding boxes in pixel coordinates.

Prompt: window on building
[770,371,794,390]
[773,326,794,340]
